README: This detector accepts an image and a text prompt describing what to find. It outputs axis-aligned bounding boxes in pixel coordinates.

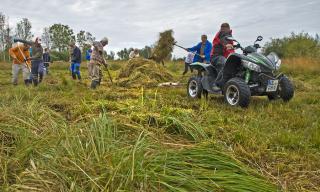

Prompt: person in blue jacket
[187,35,212,63]
[86,48,92,78]
[86,48,92,61]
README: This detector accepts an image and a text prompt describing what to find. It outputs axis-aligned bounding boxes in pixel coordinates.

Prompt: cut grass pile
[117,58,173,87]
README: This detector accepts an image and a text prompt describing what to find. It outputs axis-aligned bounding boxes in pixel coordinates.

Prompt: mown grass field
[0,58,319,191]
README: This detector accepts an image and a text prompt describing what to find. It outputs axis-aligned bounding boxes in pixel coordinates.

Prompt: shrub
[263,32,320,58]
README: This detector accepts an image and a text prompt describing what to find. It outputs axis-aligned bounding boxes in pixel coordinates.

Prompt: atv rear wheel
[187,76,203,99]
[279,76,294,102]
[224,78,251,108]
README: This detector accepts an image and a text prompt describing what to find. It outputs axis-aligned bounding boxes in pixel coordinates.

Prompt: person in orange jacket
[9,43,32,86]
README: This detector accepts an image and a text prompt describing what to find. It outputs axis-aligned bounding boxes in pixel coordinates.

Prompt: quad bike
[185,36,294,108]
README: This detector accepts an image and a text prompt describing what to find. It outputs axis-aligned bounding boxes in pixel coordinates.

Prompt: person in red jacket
[211,23,234,60]
[211,23,234,91]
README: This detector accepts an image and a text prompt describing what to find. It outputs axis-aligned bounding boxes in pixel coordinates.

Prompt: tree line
[0,13,144,62]
[263,32,320,59]
[0,13,176,62]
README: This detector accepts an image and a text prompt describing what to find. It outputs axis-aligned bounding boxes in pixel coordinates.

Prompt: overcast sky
[1,0,320,57]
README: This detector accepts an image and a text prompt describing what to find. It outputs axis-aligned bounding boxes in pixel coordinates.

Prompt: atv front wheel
[187,76,203,99]
[224,78,251,108]
[279,76,294,102]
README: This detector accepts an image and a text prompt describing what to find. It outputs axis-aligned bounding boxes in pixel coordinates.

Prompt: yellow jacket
[9,46,31,66]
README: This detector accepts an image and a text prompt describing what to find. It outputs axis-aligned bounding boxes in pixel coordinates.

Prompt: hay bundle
[117,58,173,88]
[151,29,175,63]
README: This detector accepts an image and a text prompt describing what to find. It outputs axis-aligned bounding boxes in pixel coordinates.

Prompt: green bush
[50,50,70,62]
[263,32,320,58]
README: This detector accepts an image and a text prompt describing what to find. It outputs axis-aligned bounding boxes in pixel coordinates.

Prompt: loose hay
[151,29,175,63]
[117,58,174,88]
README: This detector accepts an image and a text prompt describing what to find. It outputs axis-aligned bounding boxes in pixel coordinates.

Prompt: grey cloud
[1,0,319,57]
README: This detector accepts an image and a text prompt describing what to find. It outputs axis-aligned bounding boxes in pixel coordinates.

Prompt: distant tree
[263,32,320,58]
[76,30,86,48]
[85,32,95,44]
[108,51,115,60]
[4,21,12,51]
[42,27,51,49]
[15,18,33,41]
[76,30,96,51]
[0,12,6,61]
[49,24,75,52]
[139,46,152,58]
[117,48,132,60]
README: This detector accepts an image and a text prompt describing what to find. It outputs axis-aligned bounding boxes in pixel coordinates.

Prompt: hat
[101,37,109,44]
[33,37,42,44]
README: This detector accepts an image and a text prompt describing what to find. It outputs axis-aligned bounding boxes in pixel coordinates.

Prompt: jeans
[31,60,44,86]
[70,63,81,80]
[12,64,31,85]
[211,56,227,86]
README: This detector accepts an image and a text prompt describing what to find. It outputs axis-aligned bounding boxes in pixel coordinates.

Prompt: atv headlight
[275,59,281,70]
[242,60,261,72]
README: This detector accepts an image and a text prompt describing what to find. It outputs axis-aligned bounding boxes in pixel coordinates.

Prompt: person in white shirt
[129,49,140,59]
[183,51,195,75]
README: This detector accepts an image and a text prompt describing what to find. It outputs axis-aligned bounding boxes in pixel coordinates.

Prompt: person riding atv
[185,35,294,108]
[211,23,235,91]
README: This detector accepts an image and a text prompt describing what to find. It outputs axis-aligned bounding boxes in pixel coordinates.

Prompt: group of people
[10,22,233,89]
[11,37,109,89]
[9,38,51,86]
[183,23,234,79]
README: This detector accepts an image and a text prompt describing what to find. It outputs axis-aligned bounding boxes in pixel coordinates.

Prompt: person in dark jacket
[14,37,43,86]
[187,35,212,63]
[210,23,235,91]
[43,48,51,75]
[69,41,82,80]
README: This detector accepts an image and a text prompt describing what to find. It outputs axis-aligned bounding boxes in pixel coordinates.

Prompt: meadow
[0,58,319,191]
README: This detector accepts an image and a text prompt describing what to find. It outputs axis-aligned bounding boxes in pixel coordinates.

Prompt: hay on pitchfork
[151,29,175,64]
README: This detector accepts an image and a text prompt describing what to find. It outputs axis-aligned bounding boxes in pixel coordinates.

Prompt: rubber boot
[72,73,77,80]
[39,73,43,83]
[33,79,39,87]
[24,79,31,86]
[90,80,99,89]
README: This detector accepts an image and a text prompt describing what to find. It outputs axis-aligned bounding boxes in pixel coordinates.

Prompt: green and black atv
[187,36,294,108]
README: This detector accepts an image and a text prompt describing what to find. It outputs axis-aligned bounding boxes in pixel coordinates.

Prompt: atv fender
[222,54,243,81]
[190,62,212,73]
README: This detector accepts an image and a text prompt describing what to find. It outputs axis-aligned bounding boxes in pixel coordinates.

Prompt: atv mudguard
[190,62,217,76]
[189,62,218,93]
[222,53,245,80]
[190,62,210,71]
